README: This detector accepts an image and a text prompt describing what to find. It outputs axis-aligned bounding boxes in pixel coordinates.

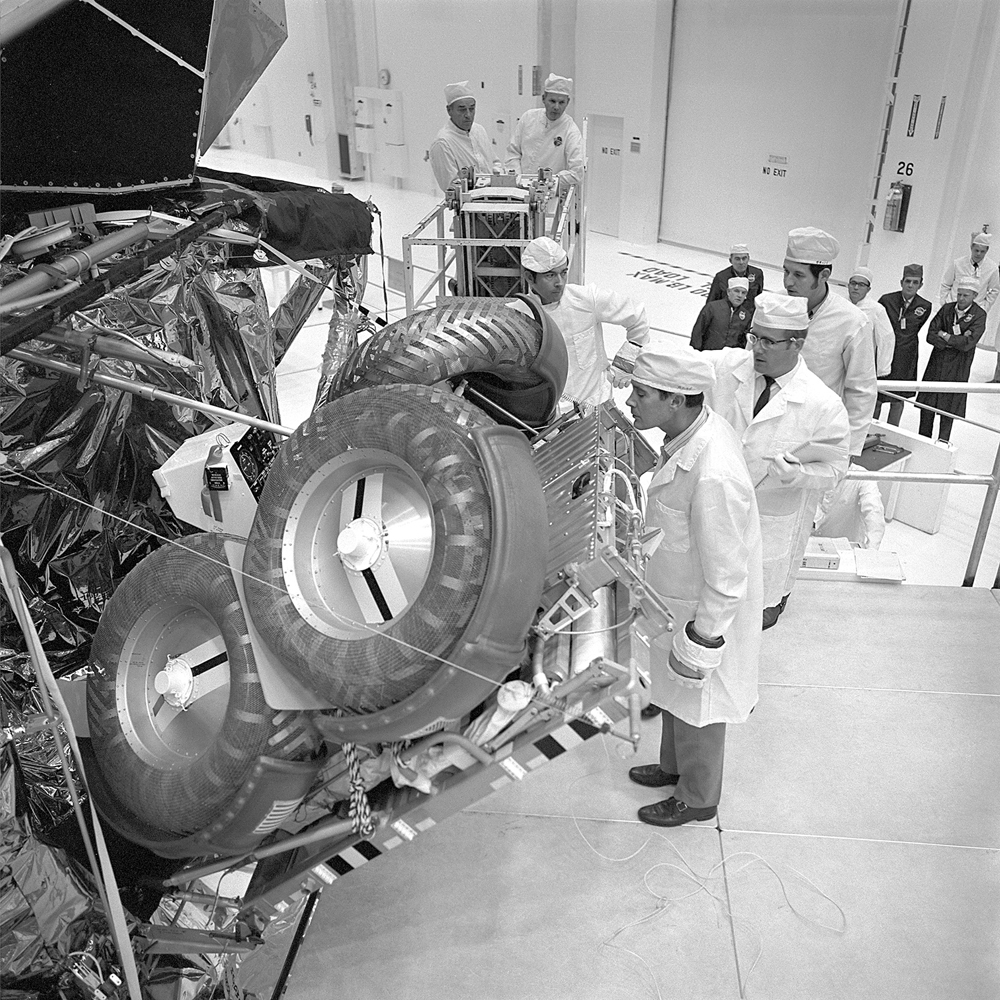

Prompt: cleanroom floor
[286,581,1000,1000]
[196,151,1000,998]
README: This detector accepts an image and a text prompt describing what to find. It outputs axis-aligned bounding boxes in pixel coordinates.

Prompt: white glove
[666,623,724,690]
[768,452,803,485]
[668,650,706,689]
[607,366,631,390]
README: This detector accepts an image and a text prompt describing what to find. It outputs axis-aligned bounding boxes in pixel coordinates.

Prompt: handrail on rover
[401,183,583,314]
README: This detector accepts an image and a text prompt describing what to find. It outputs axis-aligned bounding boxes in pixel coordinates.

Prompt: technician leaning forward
[625,345,763,828]
[521,235,649,410]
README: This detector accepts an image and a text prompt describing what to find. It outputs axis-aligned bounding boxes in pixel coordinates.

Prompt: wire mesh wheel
[313,297,566,425]
[86,532,320,838]
[242,383,499,711]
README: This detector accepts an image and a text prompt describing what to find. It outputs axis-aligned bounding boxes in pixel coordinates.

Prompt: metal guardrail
[401,184,582,314]
[629,335,999,588]
[856,379,1000,588]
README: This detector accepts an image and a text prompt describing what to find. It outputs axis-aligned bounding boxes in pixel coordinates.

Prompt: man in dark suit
[690,277,754,350]
[707,243,765,307]
[875,263,933,425]
[915,277,987,443]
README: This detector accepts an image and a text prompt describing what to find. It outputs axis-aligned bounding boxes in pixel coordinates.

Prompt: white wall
[354,0,540,193]
[226,0,337,179]
[659,0,899,268]
[574,0,673,245]
[865,0,1000,312]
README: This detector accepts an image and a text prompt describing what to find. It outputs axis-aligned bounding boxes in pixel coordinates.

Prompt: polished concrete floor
[196,151,1000,998]
[286,582,1000,1000]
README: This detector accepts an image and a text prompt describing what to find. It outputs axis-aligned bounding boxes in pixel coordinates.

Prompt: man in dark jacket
[707,243,766,307]
[915,277,987,442]
[691,277,753,350]
[875,263,933,425]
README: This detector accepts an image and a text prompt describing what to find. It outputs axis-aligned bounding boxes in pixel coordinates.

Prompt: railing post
[963,435,1000,587]
[402,232,414,315]
[436,208,447,301]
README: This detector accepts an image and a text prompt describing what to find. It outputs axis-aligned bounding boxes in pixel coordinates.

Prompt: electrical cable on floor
[561,733,847,999]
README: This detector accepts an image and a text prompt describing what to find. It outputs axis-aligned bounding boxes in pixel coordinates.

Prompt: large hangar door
[658,0,897,266]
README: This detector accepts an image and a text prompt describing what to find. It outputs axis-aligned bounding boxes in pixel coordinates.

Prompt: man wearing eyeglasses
[700,292,851,628]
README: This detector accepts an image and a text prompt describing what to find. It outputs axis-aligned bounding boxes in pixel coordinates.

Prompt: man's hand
[607,366,631,390]
[769,452,802,484]
[669,650,704,680]
[667,650,707,689]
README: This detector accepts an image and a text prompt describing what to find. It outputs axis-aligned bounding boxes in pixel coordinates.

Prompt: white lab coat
[543,284,649,406]
[814,475,886,549]
[939,254,1000,351]
[429,121,500,192]
[504,108,584,187]
[704,350,851,606]
[856,296,895,377]
[799,291,875,456]
[939,254,1000,313]
[645,409,763,726]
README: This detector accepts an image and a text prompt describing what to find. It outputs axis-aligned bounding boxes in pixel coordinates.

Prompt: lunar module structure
[0,6,664,976]
[82,294,672,940]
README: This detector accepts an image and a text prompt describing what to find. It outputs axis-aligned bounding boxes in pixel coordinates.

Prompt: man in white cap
[916,276,987,442]
[939,232,999,312]
[624,344,762,828]
[504,74,584,192]
[847,266,895,378]
[429,81,501,192]
[707,244,765,308]
[690,276,753,351]
[521,236,649,408]
[782,226,875,455]
[699,292,850,627]
[938,231,1000,382]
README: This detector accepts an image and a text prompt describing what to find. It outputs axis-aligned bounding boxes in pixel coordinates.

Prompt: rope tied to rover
[343,740,376,838]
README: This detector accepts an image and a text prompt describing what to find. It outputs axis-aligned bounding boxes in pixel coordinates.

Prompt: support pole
[0,200,249,356]
[963,436,1000,587]
[8,348,294,437]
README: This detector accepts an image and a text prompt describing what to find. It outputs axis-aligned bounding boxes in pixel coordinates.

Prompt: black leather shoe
[640,703,662,719]
[637,796,717,828]
[628,764,680,787]
[762,604,781,630]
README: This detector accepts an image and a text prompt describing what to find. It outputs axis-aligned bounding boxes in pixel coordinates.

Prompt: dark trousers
[874,400,903,426]
[659,711,727,809]
[919,409,953,442]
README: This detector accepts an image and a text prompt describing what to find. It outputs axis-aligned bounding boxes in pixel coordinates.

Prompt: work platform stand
[402,167,586,312]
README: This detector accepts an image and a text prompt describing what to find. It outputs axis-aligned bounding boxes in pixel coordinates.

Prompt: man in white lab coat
[429,81,501,192]
[939,231,1000,313]
[521,236,649,409]
[504,74,584,192]
[701,293,851,628]
[848,266,894,379]
[813,464,886,550]
[625,345,762,828]
[938,231,1000,382]
[782,227,875,455]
